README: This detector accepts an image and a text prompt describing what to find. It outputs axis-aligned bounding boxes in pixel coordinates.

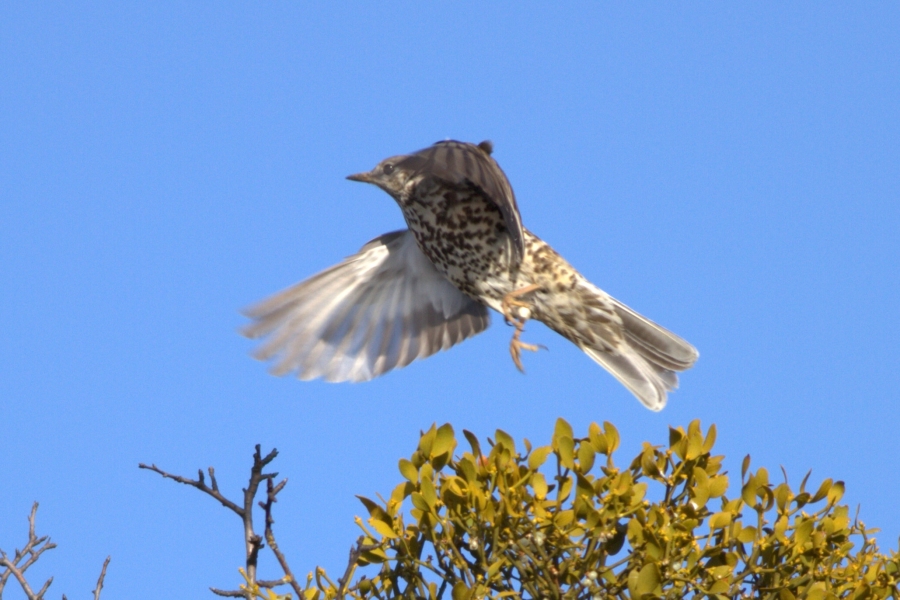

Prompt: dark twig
[93,556,111,600]
[210,587,245,597]
[337,537,381,598]
[141,445,292,600]
[241,445,279,588]
[261,476,304,598]
[138,463,243,516]
[0,502,57,600]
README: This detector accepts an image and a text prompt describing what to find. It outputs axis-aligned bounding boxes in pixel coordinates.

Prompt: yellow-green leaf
[369,518,397,539]
[528,446,551,471]
[495,428,515,452]
[532,472,548,499]
[709,511,732,530]
[421,476,437,508]
[399,459,418,483]
[462,429,481,457]
[452,582,471,600]
[685,428,704,461]
[737,526,757,543]
[589,422,608,454]
[826,481,845,505]
[811,478,833,503]
[410,492,430,512]
[419,424,436,456]
[708,474,729,499]
[553,418,574,448]
[632,563,661,596]
[432,423,455,458]
[603,421,620,453]
[577,442,596,473]
[558,435,575,470]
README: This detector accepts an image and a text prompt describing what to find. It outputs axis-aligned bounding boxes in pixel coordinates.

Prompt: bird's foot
[501,284,544,372]
[501,284,541,326]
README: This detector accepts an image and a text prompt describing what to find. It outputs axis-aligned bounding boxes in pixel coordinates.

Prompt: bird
[242,140,698,410]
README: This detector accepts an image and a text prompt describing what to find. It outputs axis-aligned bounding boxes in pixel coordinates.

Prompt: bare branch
[261,476,304,598]
[138,463,243,516]
[0,502,57,600]
[141,445,291,600]
[210,586,245,597]
[338,537,381,598]
[93,556,111,600]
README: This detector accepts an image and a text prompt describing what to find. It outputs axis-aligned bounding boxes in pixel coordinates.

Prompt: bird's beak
[346,171,374,183]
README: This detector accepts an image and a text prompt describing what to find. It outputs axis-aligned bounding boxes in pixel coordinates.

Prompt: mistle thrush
[242,140,698,410]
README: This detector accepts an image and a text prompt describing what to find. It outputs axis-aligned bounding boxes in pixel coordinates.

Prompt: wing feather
[242,230,490,382]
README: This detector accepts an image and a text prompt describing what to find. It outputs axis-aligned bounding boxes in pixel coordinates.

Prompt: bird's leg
[500,284,544,372]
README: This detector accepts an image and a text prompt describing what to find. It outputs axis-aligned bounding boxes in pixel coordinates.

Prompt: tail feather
[576,291,698,411]
[583,345,676,411]
[611,299,699,371]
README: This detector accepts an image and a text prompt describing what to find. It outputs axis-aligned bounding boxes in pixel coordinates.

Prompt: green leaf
[669,426,684,448]
[685,427,704,461]
[558,435,575,470]
[399,459,418,483]
[737,525,757,543]
[577,442,596,473]
[702,423,717,453]
[589,422,609,454]
[356,495,390,523]
[633,563,661,596]
[779,589,797,600]
[410,492,430,512]
[390,481,414,504]
[486,559,504,579]
[553,418,574,449]
[369,518,398,539]
[463,429,482,458]
[532,472,548,499]
[709,511,732,530]
[452,582,471,600]
[811,478,833,503]
[708,474,729,499]
[603,421,620,453]
[421,476,437,508]
[494,428,515,453]
[528,446,551,471]
[826,481,845,505]
[419,424,436,456]
[458,457,477,483]
[432,423,456,458]
[741,454,751,481]
[640,445,661,478]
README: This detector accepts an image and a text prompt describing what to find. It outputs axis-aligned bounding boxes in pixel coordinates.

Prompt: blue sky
[2,3,898,597]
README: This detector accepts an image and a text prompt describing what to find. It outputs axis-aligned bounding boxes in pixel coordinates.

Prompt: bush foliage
[299,419,898,600]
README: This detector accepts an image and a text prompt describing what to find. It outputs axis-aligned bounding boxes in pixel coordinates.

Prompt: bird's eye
[382,163,395,175]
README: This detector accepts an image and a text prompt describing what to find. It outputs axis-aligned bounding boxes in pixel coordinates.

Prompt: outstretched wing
[242,230,490,382]
[398,140,526,266]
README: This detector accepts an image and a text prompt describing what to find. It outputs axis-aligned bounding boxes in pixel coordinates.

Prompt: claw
[501,284,544,372]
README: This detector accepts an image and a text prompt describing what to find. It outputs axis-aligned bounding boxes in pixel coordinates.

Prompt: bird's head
[346,154,416,200]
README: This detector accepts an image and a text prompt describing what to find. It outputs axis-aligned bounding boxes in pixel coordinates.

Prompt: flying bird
[242,140,698,410]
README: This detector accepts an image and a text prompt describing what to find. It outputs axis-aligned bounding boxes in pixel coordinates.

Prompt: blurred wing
[241,230,490,382]
[399,140,526,265]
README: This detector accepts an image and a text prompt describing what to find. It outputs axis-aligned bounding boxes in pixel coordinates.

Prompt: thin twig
[138,463,244,516]
[93,556,111,600]
[261,476,304,598]
[241,445,279,588]
[141,445,288,600]
[0,502,57,600]
[210,587,245,597]
[337,537,381,598]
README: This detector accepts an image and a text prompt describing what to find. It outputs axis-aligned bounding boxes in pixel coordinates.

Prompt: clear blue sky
[2,3,898,597]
